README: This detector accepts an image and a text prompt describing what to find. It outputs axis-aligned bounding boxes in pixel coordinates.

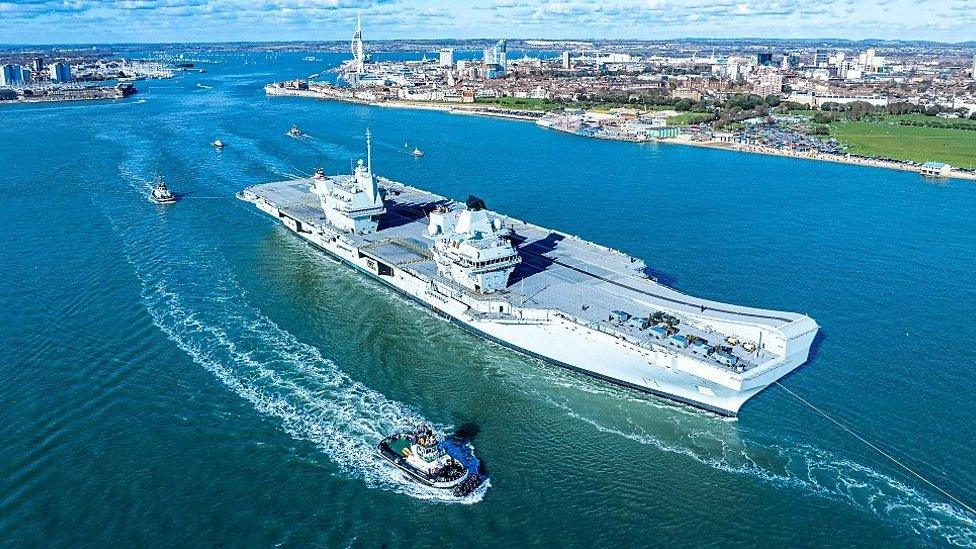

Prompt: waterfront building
[920,162,952,177]
[438,48,454,68]
[49,62,72,83]
[0,64,17,86]
[651,112,668,127]
[0,64,32,86]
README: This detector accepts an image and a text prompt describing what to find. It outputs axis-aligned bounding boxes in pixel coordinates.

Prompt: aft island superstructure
[239,132,819,416]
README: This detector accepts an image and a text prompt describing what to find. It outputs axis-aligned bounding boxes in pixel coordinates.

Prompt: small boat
[288,124,303,138]
[411,147,424,157]
[378,423,486,497]
[212,139,225,149]
[150,180,176,204]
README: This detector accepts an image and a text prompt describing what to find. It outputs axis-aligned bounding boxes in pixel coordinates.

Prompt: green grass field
[474,97,563,111]
[829,121,976,168]
[667,112,715,125]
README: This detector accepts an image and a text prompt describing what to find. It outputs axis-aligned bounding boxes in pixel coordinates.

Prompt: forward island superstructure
[239,132,819,416]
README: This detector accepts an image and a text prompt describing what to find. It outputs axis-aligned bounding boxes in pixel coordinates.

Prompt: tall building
[483,39,507,76]
[561,50,571,69]
[0,64,16,86]
[49,62,71,83]
[814,49,829,68]
[0,64,31,86]
[856,48,885,72]
[350,13,365,74]
[971,54,976,81]
[31,57,44,73]
[438,48,454,68]
[780,52,800,70]
[726,57,748,81]
[756,52,773,66]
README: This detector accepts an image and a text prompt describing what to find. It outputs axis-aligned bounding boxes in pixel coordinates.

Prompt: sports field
[830,120,976,168]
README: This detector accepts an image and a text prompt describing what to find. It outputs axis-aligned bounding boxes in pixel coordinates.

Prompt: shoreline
[649,134,976,181]
[266,86,976,182]
[265,86,540,121]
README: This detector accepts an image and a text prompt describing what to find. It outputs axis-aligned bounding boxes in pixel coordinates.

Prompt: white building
[812,94,889,108]
[857,48,885,71]
[438,48,454,68]
[648,112,669,127]
[920,162,952,177]
[839,61,862,80]
[726,56,751,81]
[602,53,631,63]
[561,50,571,69]
[397,87,446,102]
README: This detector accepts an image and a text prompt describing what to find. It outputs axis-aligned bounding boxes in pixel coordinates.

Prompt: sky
[0,0,974,45]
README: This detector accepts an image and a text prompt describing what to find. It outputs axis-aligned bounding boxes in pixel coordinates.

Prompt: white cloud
[0,0,972,43]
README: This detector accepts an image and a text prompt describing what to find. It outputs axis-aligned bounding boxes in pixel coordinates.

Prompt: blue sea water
[1,50,975,547]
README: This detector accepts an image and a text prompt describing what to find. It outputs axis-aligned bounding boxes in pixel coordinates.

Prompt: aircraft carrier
[239,132,819,416]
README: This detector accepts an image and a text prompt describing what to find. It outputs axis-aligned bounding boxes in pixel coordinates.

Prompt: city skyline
[0,0,974,45]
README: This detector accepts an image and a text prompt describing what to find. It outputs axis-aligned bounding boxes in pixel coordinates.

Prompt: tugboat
[150,180,176,204]
[212,138,225,149]
[288,124,304,138]
[411,147,424,157]
[378,423,486,497]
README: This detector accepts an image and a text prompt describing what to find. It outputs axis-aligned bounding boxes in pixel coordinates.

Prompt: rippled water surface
[1,51,975,547]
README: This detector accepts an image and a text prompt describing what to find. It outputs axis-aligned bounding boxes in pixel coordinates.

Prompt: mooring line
[775,381,976,516]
